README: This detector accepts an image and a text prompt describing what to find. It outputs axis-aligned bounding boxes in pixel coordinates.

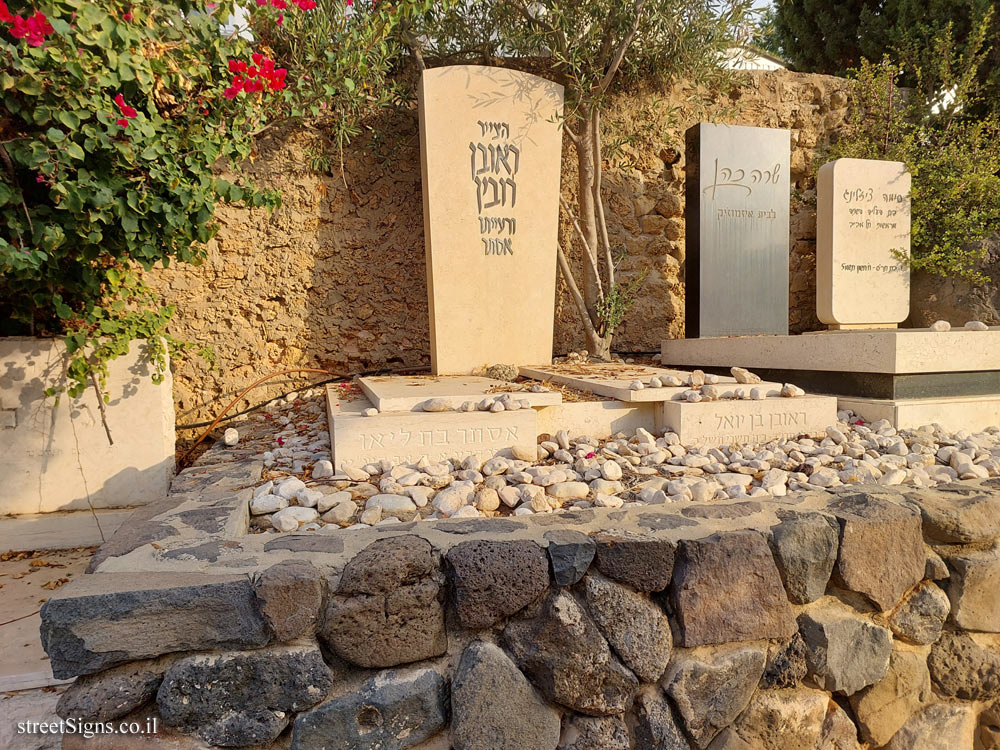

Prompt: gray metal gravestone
[684,123,791,338]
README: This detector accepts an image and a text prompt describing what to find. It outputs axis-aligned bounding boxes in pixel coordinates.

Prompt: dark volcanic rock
[545,530,596,586]
[558,714,631,750]
[632,688,692,749]
[253,560,323,641]
[320,535,446,668]
[502,590,639,716]
[888,582,950,645]
[905,487,1000,543]
[768,513,839,604]
[662,643,767,748]
[670,531,796,647]
[157,643,333,747]
[591,531,676,592]
[40,573,271,678]
[761,633,809,690]
[582,574,672,683]
[56,656,176,722]
[451,641,560,750]
[291,668,448,750]
[446,539,550,628]
[829,493,924,611]
[928,631,1000,701]
[797,608,892,695]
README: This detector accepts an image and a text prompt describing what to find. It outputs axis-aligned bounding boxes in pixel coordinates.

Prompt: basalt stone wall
[43,481,1000,750]
[148,69,852,427]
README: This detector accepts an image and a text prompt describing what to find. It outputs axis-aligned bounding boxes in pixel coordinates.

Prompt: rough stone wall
[148,69,851,425]
[43,468,1000,750]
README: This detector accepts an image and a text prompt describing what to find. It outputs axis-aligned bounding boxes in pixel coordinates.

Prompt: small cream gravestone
[419,65,564,375]
[817,158,912,328]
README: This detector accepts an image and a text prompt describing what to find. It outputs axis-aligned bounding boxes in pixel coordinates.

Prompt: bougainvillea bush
[0,0,432,400]
[0,0,283,397]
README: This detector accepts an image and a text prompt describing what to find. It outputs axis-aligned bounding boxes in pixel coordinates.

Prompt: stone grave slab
[817,158,911,328]
[662,329,1000,375]
[327,388,537,470]
[358,375,561,412]
[519,363,781,403]
[419,65,564,374]
[656,396,837,446]
[685,122,790,337]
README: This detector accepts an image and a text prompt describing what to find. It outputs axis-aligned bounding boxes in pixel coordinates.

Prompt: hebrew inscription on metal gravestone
[817,158,911,328]
[685,123,791,338]
[419,65,564,374]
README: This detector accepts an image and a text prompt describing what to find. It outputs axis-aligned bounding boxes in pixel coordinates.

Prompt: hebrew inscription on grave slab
[817,158,912,328]
[685,123,791,338]
[419,66,564,374]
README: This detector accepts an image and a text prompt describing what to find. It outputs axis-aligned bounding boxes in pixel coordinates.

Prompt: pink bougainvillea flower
[116,118,129,128]
[113,93,138,119]
[276,436,285,446]
[271,0,287,9]
[10,11,54,46]
[122,10,132,21]
[0,1,14,22]
[276,12,283,24]
[586,451,596,458]
[224,54,287,98]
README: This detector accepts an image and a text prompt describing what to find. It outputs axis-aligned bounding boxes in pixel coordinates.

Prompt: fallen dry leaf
[41,578,69,590]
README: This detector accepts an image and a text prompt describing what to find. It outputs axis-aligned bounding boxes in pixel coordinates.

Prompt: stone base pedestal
[836,395,1000,432]
[662,328,1000,431]
[662,328,1000,375]
[535,401,656,440]
[328,391,538,470]
[655,396,837,446]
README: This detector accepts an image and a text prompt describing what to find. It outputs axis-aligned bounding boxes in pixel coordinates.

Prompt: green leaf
[65,142,85,160]
[46,127,65,143]
[16,77,42,96]
[57,110,80,129]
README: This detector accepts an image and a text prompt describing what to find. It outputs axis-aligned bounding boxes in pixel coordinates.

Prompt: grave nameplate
[419,65,564,374]
[656,396,837,445]
[330,406,537,470]
[685,123,791,338]
[817,158,911,328]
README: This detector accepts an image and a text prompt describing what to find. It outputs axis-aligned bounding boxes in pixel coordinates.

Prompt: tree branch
[598,0,647,93]
[400,19,426,71]
[557,243,598,339]
[511,0,568,55]
[560,195,603,300]
[591,109,614,290]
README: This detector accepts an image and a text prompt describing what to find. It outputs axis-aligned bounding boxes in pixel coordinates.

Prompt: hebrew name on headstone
[419,65,564,374]
[817,158,911,328]
[685,123,791,338]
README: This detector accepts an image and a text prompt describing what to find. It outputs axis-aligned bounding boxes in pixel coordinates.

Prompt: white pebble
[312,459,334,479]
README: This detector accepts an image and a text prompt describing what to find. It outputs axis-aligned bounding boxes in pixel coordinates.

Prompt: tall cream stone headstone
[419,65,564,374]
[817,158,912,328]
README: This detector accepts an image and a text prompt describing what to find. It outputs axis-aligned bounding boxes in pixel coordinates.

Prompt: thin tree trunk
[573,114,602,322]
